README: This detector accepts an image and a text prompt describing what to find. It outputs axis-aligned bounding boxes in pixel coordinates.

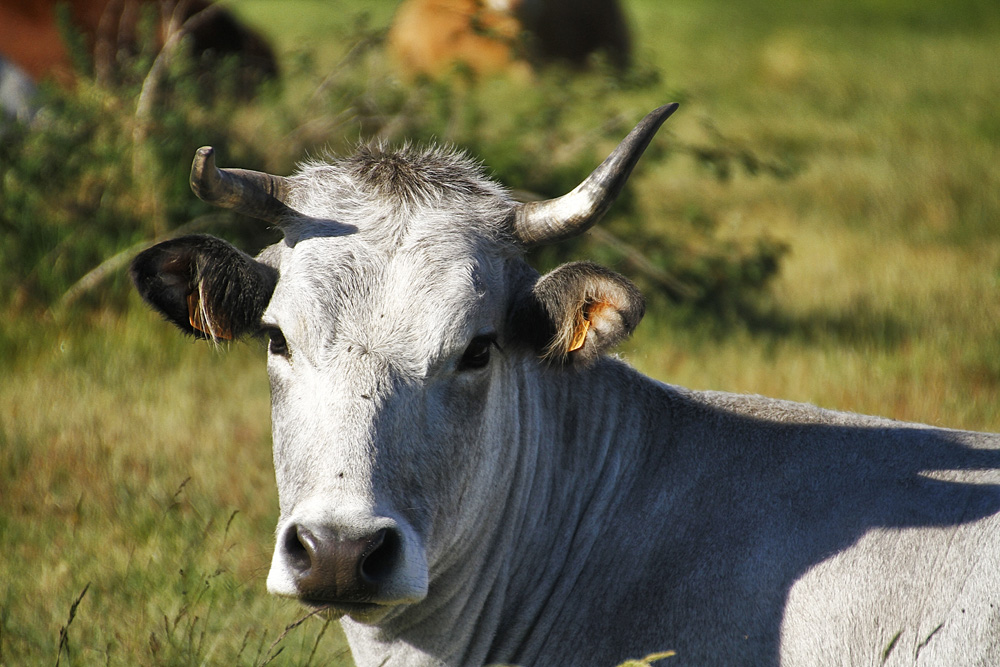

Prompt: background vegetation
[2,0,998,663]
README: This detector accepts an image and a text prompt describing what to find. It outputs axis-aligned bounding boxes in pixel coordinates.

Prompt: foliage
[0,12,272,312]
[281,24,794,317]
[1,4,791,318]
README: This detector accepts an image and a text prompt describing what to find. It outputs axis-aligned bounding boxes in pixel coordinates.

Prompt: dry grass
[0,309,350,664]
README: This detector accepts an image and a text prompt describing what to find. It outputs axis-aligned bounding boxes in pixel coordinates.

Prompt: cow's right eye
[459,334,497,371]
[266,327,289,357]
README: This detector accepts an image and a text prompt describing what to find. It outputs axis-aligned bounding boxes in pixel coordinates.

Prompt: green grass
[613,0,1000,431]
[3,0,1000,663]
[1,305,352,664]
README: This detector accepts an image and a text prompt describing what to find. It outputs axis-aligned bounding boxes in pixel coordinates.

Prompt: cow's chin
[303,599,397,625]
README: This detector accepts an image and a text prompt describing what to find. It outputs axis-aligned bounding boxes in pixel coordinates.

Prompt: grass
[610,0,1000,431]
[1,306,352,664]
[2,0,999,663]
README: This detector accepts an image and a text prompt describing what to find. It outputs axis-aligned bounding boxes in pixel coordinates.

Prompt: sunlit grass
[0,307,352,664]
[625,222,1000,431]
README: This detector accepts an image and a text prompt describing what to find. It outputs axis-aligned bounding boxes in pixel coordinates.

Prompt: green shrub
[0,13,272,312]
[0,6,789,319]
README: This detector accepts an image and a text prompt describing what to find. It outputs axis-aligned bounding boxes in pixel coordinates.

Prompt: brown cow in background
[0,0,277,88]
[388,0,631,78]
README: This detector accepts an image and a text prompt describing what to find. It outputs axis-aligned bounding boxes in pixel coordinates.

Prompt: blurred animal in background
[0,54,37,124]
[0,0,277,93]
[388,0,631,79]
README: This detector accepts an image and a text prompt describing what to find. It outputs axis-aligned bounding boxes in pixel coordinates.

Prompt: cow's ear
[513,261,645,365]
[130,234,277,340]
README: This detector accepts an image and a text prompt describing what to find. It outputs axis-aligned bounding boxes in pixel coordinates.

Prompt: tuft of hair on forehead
[292,140,511,211]
[284,141,520,253]
[347,141,507,204]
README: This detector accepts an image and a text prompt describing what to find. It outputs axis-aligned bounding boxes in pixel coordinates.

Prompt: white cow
[132,104,1000,666]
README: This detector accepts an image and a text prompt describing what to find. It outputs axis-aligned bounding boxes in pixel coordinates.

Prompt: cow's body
[131,106,1000,666]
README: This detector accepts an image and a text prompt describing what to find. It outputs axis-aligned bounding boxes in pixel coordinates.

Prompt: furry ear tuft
[522,261,645,365]
[130,234,277,340]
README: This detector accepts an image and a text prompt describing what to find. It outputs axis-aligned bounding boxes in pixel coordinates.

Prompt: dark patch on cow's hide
[130,234,277,340]
[518,0,632,71]
[184,3,280,99]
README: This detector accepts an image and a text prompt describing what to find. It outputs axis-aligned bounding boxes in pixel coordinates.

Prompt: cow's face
[254,184,530,621]
[130,105,674,621]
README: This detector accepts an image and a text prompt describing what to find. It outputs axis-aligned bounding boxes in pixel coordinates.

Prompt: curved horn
[513,103,678,246]
[190,146,294,224]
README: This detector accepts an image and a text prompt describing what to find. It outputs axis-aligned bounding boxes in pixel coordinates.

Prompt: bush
[0,12,272,312]
[0,8,792,319]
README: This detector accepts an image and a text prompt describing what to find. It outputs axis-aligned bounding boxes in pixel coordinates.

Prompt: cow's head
[131,105,676,623]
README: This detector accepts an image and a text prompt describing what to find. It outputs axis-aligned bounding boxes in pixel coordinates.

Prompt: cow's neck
[340,357,672,666]
[487,357,673,662]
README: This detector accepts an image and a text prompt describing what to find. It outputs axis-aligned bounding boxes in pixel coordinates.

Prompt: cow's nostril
[285,524,314,575]
[360,528,400,584]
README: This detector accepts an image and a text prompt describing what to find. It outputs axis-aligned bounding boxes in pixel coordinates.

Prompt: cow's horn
[512,103,678,246]
[190,146,294,224]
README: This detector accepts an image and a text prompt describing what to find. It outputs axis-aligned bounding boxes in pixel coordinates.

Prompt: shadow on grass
[665,296,914,351]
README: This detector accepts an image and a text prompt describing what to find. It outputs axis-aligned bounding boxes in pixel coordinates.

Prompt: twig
[304,617,332,665]
[307,28,386,108]
[587,227,699,301]
[54,582,91,667]
[132,2,225,234]
[281,27,385,148]
[257,607,330,667]
[617,650,677,666]
[133,2,222,149]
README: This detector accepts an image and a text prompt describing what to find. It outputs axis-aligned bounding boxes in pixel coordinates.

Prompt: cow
[387,0,630,79]
[130,104,1000,666]
[0,0,276,90]
[0,54,36,124]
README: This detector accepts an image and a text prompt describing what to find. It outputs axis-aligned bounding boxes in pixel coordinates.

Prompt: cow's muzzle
[282,523,401,604]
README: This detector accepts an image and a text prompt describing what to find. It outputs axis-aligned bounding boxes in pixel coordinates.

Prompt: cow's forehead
[285,142,515,248]
[260,217,512,376]
[253,143,524,373]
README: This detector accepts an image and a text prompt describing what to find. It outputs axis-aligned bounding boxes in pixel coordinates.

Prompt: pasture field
[2,0,999,663]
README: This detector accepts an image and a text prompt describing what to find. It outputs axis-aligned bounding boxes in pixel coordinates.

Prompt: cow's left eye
[265,327,289,358]
[459,334,496,371]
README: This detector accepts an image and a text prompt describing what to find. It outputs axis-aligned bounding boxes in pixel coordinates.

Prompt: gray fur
[134,140,1000,667]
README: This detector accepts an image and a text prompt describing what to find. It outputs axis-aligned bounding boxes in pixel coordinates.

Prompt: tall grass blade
[54,583,90,667]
